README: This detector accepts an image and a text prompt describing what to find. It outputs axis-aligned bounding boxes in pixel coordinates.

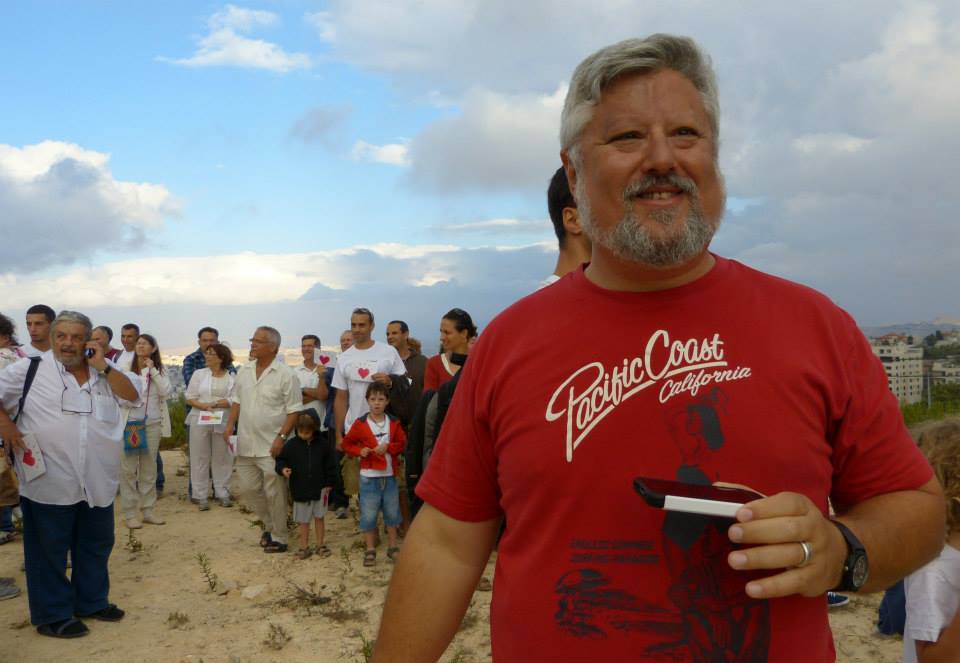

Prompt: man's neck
[303,359,316,370]
[394,343,410,360]
[553,242,592,279]
[65,361,90,385]
[31,341,50,353]
[585,249,715,292]
[255,355,275,371]
[354,339,374,350]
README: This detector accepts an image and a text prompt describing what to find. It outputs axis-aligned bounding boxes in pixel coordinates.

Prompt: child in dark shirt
[276,412,338,559]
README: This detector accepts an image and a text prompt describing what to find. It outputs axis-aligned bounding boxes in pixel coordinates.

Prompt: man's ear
[562,207,583,236]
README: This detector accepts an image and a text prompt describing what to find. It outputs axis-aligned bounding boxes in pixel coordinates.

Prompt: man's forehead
[590,70,708,128]
[302,339,316,346]
[26,314,47,323]
[55,323,85,335]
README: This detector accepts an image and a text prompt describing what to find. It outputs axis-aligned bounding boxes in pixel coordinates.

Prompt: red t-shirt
[417,257,932,663]
[424,353,458,392]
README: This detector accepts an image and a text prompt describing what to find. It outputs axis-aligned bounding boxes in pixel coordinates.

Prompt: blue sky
[2,1,958,351]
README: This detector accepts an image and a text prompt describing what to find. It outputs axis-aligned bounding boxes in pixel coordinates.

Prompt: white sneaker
[126,518,142,529]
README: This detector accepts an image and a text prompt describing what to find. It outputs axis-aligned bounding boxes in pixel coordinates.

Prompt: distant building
[870,335,923,404]
[932,360,960,386]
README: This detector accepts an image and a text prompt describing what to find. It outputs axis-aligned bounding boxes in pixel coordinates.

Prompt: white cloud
[351,140,411,166]
[0,141,178,273]
[161,4,310,72]
[407,84,566,192]
[433,218,551,235]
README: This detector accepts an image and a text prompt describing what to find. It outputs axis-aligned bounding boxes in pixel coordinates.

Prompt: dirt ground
[0,450,902,663]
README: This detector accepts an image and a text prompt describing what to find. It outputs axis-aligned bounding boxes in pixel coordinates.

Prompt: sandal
[295,548,312,560]
[363,550,376,567]
[263,541,289,554]
[314,544,332,558]
[386,546,400,562]
[259,532,273,548]
[37,618,89,639]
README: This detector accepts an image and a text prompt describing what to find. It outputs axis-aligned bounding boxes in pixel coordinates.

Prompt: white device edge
[663,495,743,518]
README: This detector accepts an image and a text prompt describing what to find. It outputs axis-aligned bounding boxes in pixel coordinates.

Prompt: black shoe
[263,541,288,553]
[38,618,89,638]
[77,604,125,622]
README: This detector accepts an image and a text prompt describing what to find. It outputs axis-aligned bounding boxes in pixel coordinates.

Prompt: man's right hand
[0,421,24,453]
[335,434,343,451]
[222,430,232,445]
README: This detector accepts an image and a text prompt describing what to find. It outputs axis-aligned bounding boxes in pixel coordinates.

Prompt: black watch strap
[102,364,113,376]
[831,520,869,592]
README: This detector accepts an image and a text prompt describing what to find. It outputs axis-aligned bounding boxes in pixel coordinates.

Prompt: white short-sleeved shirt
[229,359,302,457]
[0,354,143,507]
[116,350,135,371]
[331,342,406,432]
[22,344,45,358]
[294,365,327,431]
[903,543,960,663]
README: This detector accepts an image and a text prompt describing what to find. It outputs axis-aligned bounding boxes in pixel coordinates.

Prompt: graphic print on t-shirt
[547,331,769,661]
[545,329,752,462]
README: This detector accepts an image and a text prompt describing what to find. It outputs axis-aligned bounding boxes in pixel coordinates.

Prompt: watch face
[852,554,869,587]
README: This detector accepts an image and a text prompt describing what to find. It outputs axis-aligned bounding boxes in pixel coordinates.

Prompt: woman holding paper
[121,333,172,528]
[185,343,236,511]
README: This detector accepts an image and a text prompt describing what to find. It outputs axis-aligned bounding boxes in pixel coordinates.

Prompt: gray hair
[560,34,720,160]
[52,310,93,341]
[257,326,281,350]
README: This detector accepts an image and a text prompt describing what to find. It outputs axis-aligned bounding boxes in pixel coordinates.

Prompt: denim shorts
[358,475,401,531]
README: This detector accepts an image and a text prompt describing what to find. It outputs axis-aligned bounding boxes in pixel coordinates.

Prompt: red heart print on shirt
[23,449,35,466]
[358,368,370,379]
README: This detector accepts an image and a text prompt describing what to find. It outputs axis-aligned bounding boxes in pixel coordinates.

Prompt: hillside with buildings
[869,329,960,407]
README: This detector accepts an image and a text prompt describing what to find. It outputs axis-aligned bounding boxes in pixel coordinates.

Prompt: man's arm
[270,412,299,457]
[222,403,240,444]
[728,477,944,598]
[916,601,960,663]
[372,504,500,663]
[334,389,348,450]
[86,342,138,402]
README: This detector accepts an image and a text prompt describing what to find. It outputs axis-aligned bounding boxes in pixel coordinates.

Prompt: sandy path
[0,450,900,662]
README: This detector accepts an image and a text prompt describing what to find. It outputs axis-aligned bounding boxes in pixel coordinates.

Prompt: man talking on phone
[0,310,141,639]
[371,35,943,663]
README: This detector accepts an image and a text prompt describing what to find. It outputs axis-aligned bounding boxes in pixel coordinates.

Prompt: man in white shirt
[115,323,138,371]
[333,308,407,450]
[0,310,141,639]
[223,326,301,553]
[23,304,55,357]
[295,334,330,427]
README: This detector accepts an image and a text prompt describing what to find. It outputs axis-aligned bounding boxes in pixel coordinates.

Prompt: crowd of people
[1,31,958,663]
[0,300,485,640]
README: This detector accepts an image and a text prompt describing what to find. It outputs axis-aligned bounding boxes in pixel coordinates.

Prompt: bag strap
[14,356,42,424]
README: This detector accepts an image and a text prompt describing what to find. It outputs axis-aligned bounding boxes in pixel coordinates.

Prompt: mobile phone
[633,477,762,518]
[84,348,96,359]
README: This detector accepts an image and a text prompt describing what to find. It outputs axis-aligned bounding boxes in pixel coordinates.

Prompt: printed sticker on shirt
[355,359,378,382]
[15,432,47,482]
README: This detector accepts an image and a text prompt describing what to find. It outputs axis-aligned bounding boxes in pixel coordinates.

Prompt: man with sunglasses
[0,310,141,639]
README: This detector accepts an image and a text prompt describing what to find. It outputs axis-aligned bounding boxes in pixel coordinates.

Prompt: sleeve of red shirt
[423,355,439,392]
[416,336,503,522]
[342,421,364,457]
[828,314,933,511]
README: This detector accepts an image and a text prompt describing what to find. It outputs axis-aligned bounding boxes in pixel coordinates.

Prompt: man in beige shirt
[224,326,301,553]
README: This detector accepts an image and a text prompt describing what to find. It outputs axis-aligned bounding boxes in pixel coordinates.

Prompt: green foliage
[924,344,960,360]
[901,383,960,426]
[160,394,188,450]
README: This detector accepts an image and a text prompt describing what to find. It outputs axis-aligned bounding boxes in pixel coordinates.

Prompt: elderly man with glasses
[222,325,301,553]
[0,310,141,639]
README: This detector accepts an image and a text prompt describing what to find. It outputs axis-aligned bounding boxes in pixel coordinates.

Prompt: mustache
[623,174,698,201]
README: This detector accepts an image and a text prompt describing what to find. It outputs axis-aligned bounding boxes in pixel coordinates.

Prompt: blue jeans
[156,449,165,491]
[21,497,115,625]
[0,505,12,533]
[358,475,401,531]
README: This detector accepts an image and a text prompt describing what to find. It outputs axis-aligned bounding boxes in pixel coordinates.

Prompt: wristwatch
[831,520,869,592]
[101,365,113,376]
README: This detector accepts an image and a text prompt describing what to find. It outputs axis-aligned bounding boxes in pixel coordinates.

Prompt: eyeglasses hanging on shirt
[59,368,93,415]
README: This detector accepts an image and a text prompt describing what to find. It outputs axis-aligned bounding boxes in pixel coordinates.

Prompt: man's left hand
[372,372,392,388]
[727,491,847,599]
[270,436,284,457]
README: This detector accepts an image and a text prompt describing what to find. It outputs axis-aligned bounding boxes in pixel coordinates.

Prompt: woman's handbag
[124,419,148,454]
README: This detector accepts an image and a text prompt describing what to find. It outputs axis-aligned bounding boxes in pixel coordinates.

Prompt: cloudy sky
[2,1,957,351]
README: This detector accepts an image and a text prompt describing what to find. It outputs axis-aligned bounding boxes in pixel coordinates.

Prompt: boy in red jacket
[342,382,406,566]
